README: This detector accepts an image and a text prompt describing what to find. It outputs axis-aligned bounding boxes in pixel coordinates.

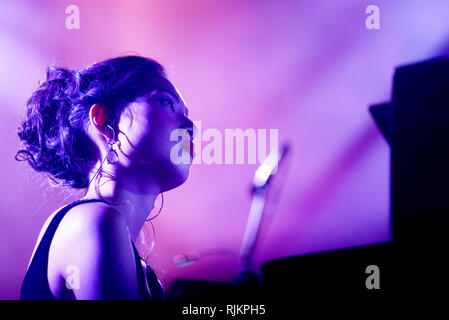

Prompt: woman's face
[116,76,196,192]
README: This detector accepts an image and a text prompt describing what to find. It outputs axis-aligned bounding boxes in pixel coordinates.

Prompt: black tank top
[20,199,165,300]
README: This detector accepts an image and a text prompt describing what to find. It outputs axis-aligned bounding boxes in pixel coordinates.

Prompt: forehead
[146,76,176,92]
[146,76,185,102]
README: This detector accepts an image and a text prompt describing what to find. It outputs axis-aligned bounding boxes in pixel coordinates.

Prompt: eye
[158,98,175,111]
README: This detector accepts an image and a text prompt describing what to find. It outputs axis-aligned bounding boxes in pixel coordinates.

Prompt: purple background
[1,0,449,299]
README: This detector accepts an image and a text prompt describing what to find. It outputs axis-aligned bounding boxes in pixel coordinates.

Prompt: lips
[190,141,195,158]
[181,140,195,158]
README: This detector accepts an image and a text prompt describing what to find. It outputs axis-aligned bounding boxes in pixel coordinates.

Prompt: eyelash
[158,98,175,111]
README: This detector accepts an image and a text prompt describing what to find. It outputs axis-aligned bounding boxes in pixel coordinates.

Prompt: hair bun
[45,66,82,101]
[15,66,86,187]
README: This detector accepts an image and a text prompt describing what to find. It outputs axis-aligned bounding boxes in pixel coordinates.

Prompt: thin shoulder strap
[131,242,165,300]
[131,241,153,299]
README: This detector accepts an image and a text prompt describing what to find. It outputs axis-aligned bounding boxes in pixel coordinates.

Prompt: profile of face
[112,76,196,193]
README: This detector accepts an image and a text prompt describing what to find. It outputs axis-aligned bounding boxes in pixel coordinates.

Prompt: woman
[16,55,196,299]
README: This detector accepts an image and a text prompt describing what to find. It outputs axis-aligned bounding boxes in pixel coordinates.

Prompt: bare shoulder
[48,201,138,299]
[28,201,122,267]
[51,201,131,263]
[56,201,127,237]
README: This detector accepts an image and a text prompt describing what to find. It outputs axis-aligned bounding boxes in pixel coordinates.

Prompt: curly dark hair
[15,55,167,189]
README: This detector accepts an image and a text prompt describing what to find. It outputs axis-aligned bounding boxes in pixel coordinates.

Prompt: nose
[181,116,197,140]
[190,121,198,140]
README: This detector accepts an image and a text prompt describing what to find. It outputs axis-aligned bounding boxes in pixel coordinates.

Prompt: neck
[82,169,160,242]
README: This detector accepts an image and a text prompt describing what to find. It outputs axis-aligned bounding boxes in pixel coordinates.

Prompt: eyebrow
[150,89,189,116]
[155,89,180,102]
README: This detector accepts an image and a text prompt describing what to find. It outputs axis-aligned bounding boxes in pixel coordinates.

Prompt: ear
[89,104,109,135]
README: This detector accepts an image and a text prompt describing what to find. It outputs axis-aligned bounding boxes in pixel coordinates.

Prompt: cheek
[123,121,149,146]
[117,119,153,160]
[118,107,181,163]
[119,104,153,145]
[128,121,177,161]
[147,113,180,150]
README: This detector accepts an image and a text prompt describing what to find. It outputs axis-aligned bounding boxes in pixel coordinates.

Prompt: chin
[160,163,191,192]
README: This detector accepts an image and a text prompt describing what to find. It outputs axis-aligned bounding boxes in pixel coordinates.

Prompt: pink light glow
[2,0,449,299]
